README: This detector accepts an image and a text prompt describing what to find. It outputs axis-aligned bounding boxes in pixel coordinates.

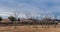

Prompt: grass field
[0,25,60,32]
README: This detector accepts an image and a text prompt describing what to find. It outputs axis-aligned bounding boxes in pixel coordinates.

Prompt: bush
[8,16,16,21]
[0,16,2,21]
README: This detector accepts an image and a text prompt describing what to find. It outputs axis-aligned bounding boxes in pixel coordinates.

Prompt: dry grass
[0,25,60,32]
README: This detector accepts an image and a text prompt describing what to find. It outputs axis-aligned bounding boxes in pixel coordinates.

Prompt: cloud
[0,0,60,19]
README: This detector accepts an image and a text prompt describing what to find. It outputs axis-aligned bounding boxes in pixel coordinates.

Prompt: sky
[0,0,60,19]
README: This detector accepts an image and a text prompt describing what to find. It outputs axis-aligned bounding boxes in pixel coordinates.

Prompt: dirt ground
[0,25,60,32]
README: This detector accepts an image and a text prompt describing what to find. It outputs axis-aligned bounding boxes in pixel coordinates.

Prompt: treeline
[0,16,58,26]
[0,16,20,22]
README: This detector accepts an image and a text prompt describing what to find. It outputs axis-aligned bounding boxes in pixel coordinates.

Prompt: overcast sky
[0,0,60,19]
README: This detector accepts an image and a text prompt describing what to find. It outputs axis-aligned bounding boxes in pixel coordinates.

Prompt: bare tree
[25,12,31,28]
[8,4,20,29]
[40,15,43,28]
[13,10,20,29]
[43,15,50,28]
[54,15,57,28]
[13,7,20,29]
